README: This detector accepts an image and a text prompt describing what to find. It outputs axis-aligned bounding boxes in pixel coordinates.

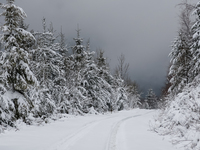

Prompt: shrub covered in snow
[152,76,200,149]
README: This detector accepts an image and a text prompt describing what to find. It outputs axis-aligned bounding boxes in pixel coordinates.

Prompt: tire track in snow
[48,121,98,150]
[106,111,154,150]
[44,115,116,150]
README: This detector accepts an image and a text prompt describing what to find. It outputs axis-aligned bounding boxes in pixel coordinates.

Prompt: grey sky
[0,0,198,96]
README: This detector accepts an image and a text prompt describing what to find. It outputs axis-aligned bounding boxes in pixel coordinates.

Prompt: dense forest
[0,0,149,131]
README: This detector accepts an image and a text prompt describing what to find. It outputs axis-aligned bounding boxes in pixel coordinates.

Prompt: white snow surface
[0,109,181,150]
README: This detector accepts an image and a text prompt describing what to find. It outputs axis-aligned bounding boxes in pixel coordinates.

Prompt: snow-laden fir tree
[113,54,130,110]
[0,0,37,93]
[111,74,128,111]
[95,49,117,111]
[86,39,90,52]
[30,18,64,117]
[66,29,117,113]
[96,49,107,70]
[0,0,37,124]
[57,26,67,57]
[126,80,141,108]
[146,89,157,109]
[169,32,191,96]
[161,1,193,100]
[190,2,200,81]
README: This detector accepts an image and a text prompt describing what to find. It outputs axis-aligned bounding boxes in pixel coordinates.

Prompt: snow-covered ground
[0,109,181,150]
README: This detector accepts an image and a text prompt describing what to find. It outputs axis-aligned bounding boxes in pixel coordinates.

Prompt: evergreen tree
[86,38,90,52]
[168,32,191,95]
[67,28,118,113]
[146,89,157,109]
[112,77,128,111]
[30,19,63,117]
[0,0,37,124]
[190,2,200,81]
[163,1,193,98]
[0,0,37,93]
[58,26,67,56]
[126,80,141,108]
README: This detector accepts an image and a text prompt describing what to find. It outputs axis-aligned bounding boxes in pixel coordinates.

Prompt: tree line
[0,0,143,130]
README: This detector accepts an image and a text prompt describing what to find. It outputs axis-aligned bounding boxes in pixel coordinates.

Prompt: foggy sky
[0,0,198,97]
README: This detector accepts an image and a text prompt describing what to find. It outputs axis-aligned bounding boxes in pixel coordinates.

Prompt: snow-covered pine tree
[95,49,116,111]
[169,32,191,95]
[86,38,90,52]
[126,80,141,108]
[62,27,87,114]
[0,0,37,124]
[57,26,67,57]
[112,54,129,110]
[190,2,200,81]
[96,49,107,70]
[146,89,157,109]
[30,19,63,117]
[67,28,117,113]
[161,1,193,101]
[111,74,128,111]
[18,19,29,30]
[0,0,37,93]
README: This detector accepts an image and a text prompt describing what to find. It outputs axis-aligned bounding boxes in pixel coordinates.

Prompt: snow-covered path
[0,109,180,150]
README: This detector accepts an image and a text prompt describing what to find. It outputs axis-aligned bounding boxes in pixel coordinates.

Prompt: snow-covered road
[0,109,181,150]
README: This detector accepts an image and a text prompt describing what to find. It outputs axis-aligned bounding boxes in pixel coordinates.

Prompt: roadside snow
[0,109,182,150]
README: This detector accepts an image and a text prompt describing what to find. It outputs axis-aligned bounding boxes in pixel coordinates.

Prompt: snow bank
[152,75,200,150]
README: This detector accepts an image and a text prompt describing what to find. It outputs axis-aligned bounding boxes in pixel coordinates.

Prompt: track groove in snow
[46,121,98,150]
[45,116,116,150]
[106,111,154,150]
[0,110,182,150]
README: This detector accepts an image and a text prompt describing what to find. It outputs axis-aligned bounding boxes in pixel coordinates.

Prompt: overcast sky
[0,0,198,97]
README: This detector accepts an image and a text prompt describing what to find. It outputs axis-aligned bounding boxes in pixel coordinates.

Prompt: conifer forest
[2,0,200,150]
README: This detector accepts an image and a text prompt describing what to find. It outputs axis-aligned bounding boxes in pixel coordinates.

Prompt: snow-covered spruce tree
[146,89,157,109]
[161,1,193,102]
[0,0,37,125]
[95,49,116,111]
[61,28,87,114]
[66,29,115,113]
[84,50,113,113]
[113,54,130,110]
[30,18,63,117]
[126,80,141,108]
[86,38,90,52]
[95,49,107,70]
[50,26,69,114]
[111,74,128,111]
[169,32,192,96]
[57,26,68,57]
[190,2,200,81]
[0,59,14,129]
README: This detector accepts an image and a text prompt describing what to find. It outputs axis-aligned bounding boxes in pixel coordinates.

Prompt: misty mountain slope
[0,109,180,150]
